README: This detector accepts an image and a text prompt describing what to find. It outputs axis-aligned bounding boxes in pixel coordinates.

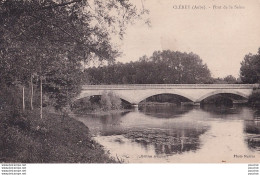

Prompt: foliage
[248,90,260,107]
[0,0,147,111]
[0,0,147,163]
[43,59,83,111]
[213,75,239,84]
[0,85,22,114]
[140,94,191,104]
[223,75,237,84]
[100,91,121,111]
[71,97,101,112]
[85,50,213,84]
[240,48,260,83]
[72,92,122,113]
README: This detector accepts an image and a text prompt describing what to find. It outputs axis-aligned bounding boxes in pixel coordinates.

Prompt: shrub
[100,91,121,111]
[71,91,122,112]
[248,90,260,106]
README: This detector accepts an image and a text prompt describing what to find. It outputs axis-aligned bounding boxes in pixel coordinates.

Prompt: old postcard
[0,0,260,170]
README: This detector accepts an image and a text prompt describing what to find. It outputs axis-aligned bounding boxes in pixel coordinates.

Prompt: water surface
[76,105,260,163]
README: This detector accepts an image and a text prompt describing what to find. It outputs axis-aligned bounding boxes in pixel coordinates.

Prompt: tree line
[84,50,243,84]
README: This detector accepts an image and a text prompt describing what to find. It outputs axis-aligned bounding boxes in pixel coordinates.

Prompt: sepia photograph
[0,0,260,169]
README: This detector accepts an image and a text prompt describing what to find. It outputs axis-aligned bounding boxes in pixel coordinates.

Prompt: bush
[248,90,260,106]
[71,91,122,112]
[71,97,92,111]
[100,91,121,111]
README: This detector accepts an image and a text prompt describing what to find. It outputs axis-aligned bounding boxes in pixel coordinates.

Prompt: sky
[115,0,260,78]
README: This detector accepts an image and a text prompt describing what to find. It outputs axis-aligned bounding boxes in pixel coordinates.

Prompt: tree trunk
[30,75,34,110]
[22,86,25,112]
[40,76,43,119]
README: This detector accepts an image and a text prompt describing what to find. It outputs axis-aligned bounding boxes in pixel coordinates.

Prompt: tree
[100,91,121,110]
[85,50,213,84]
[0,0,147,115]
[240,48,260,83]
[223,75,237,84]
[43,59,83,112]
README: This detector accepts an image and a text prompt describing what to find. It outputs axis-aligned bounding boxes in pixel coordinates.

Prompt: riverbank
[72,108,134,116]
[0,108,116,163]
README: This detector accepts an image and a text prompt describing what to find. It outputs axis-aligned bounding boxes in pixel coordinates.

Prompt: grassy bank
[0,109,116,163]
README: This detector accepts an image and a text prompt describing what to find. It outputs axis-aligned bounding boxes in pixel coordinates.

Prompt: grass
[0,108,116,163]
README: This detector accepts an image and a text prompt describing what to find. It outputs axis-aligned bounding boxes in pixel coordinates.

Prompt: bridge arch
[75,91,133,104]
[196,89,249,102]
[136,92,195,104]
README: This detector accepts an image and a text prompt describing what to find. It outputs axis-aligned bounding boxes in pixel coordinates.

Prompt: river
[75,105,260,163]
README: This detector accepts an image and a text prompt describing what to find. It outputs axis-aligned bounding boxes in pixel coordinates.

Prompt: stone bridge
[76,84,259,105]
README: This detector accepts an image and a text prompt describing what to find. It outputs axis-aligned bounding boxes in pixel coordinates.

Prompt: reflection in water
[201,104,242,115]
[75,105,260,163]
[123,126,208,155]
[139,104,193,118]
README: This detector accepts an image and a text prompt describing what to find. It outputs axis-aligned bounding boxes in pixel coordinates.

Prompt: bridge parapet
[82,84,259,90]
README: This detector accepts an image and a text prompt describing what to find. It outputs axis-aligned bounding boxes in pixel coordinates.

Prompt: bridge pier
[132,104,139,111]
[193,102,201,106]
[181,102,201,106]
